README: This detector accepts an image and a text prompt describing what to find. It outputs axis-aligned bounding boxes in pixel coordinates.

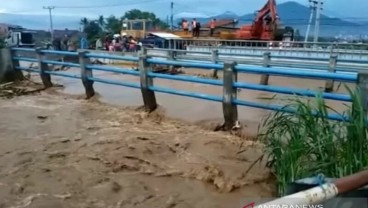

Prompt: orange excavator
[224,0,293,41]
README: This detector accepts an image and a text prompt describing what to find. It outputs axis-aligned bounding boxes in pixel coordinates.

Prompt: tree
[122,9,168,30]
[80,9,169,41]
[98,15,105,31]
[84,20,102,40]
[105,15,121,34]
[80,17,89,30]
[0,38,5,49]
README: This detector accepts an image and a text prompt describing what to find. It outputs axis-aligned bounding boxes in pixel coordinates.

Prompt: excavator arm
[255,0,277,22]
[252,0,278,37]
[233,0,284,40]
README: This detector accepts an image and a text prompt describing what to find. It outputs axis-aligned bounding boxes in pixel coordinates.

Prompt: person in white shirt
[192,18,197,37]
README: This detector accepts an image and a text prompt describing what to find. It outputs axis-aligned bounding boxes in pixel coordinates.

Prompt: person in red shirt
[182,19,189,34]
[210,18,216,37]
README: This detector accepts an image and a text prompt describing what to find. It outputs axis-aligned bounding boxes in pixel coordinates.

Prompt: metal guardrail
[171,39,368,53]
[146,48,368,72]
[10,47,368,126]
[184,45,368,62]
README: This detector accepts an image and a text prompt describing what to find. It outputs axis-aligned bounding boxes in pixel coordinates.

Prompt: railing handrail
[10,46,368,124]
[148,46,368,56]
[146,48,368,64]
[174,38,368,46]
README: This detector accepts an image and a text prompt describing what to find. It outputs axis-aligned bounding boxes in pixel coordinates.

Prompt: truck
[5,31,36,48]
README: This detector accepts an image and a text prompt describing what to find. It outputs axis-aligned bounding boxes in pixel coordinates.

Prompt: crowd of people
[95,33,142,52]
[51,34,77,51]
[51,33,141,52]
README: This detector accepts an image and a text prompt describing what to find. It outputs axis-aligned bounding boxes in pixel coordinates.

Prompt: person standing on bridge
[95,38,103,50]
[192,18,197,37]
[182,19,189,34]
[80,34,89,49]
[62,34,69,51]
[210,18,216,37]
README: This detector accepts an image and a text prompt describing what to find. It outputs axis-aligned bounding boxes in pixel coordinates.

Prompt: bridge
[0,45,367,207]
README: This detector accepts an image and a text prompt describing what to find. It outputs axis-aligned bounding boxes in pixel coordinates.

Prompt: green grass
[258,86,368,196]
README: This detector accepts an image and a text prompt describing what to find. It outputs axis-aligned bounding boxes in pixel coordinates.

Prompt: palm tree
[80,17,89,31]
[98,15,105,31]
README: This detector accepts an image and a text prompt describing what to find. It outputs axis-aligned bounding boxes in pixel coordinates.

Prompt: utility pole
[170,2,174,31]
[304,0,316,44]
[43,6,55,41]
[313,0,323,45]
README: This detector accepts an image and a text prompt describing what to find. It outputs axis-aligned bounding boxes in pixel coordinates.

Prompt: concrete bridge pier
[0,48,24,83]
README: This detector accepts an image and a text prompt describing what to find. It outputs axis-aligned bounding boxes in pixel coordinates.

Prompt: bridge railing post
[139,47,157,112]
[78,50,95,99]
[222,61,239,130]
[0,48,24,82]
[35,47,53,88]
[9,48,21,75]
[325,54,338,92]
[211,49,219,79]
[260,52,271,85]
[167,50,176,71]
[357,72,368,116]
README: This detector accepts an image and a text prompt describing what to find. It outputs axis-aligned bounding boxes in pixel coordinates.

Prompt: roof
[0,23,23,29]
[148,32,182,40]
[203,19,238,28]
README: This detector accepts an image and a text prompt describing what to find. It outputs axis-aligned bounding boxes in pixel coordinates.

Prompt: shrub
[258,87,368,196]
[0,38,4,49]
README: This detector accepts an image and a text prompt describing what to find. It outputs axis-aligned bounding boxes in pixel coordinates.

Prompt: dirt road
[0,90,274,208]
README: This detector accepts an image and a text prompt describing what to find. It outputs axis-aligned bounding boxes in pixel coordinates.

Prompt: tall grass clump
[259,87,368,196]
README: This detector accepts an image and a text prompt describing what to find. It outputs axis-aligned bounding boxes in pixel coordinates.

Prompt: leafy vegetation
[80,9,169,41]
[0,38,5,49]
[258,87,368,196]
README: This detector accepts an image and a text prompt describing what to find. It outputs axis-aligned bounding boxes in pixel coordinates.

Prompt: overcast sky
[0,0,367,19]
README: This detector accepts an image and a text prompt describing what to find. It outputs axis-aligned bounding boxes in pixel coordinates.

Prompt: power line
[43,6,55,41]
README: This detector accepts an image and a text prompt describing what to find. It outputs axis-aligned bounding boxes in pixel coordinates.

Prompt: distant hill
[273,1,365,37]
[176,1,368,37]
[213,11,239,19]
[0,13,81,30]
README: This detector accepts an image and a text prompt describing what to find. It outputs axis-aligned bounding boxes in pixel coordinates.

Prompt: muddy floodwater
[0,63,355,207]
[46,65,354,136]
[0,92,274,208]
